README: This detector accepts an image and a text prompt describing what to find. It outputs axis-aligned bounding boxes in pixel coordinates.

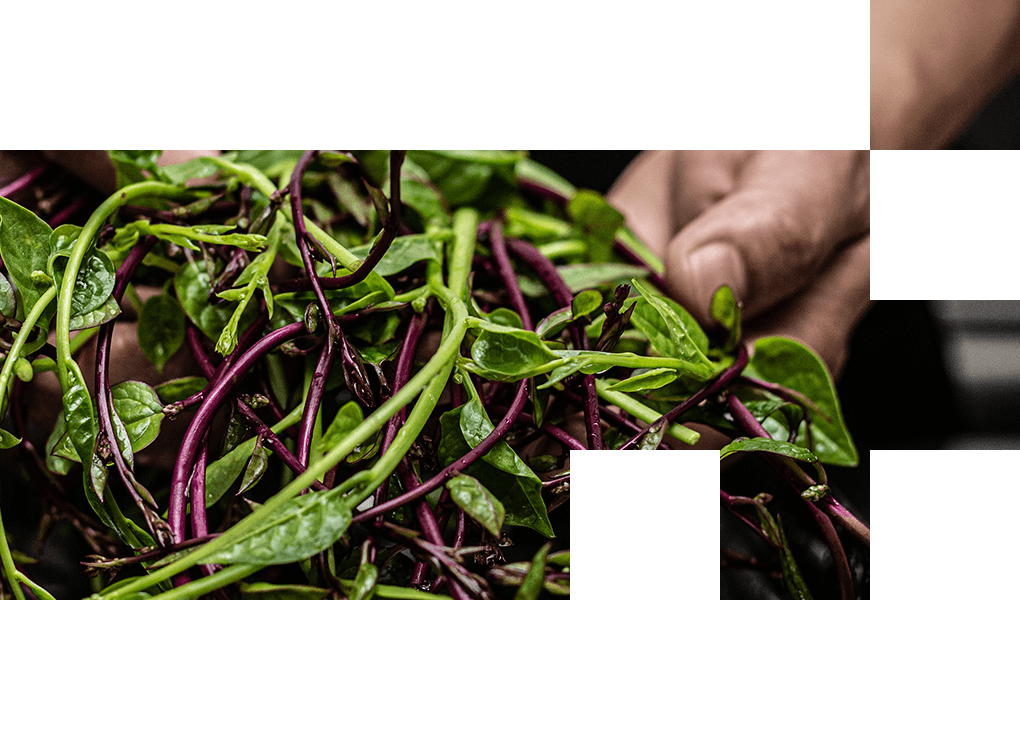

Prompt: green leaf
[754,506,813,600]
[154,376,207,403]
[320,401,365,456]
[743,337,858,467]
[237,437,269,495]
[605,367,679,393]
[51,247,116,317]
[110,381,164,453]
[204,439,253,508]
[109,150,165,188]
[0,195,55,319]
[61,363,98,466]
[710,285,742,350]
[69,295,121,331]
[406,150,524,206]
[469,324,560,381]
[200,485,359,566]
[44,412,74,475]
[446,474,506,537]
[349,234,441,277]
[630,278,711,366]
[571,289,602,320]
[719,436,818,464]
[515,542,551,600]
[174,260,246,343]
[0,427,22,449]
[438,399,554,537]
[0,272,16,317]
[567,190,625,263]
[138,294,186,372]
[349,561,379,600]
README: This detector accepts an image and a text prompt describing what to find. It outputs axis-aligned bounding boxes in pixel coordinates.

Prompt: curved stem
[169,322,307,541]
[55,182,192,388]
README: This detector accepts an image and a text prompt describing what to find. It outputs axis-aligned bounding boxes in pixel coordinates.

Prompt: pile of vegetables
[0,150,869,600]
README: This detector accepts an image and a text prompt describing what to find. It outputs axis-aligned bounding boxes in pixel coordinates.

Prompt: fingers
[609,149,871,380]
[606,150,677,256]
[743,233,871,378]
[661,150,869,325]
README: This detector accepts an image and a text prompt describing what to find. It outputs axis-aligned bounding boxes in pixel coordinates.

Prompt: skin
[11,149,871,459]
[607,150,871,379]
[872,0,1020,149]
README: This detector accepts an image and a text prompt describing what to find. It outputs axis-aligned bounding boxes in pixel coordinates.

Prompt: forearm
[872,0,1020,148]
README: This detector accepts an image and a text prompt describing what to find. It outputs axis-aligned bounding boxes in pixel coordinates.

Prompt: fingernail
[688,242,747,320]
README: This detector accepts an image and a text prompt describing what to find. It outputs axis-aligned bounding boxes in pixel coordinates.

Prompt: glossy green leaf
[438,399,554,537]
[469,323,560,381]
[535,307,573,340]
[200,485,358,566]
[44,412,74,475]
[720,437,819,464]
[138,294,186,372]
[744,337,858,467]
[630,278,711,366]
[446,474,506,537]
[69,295,121,331]
[110,381,164,453]
[407,150,523,206]
[204,439,253,508]
[154,376,207,403]
[109,150,165,187]
[61,363,98,466]
[0,195,54,319]
[174,260,244,343]
[320,401,365,456]
[108,398,135,470]
[605,367,679,393]
[51,248,116,317]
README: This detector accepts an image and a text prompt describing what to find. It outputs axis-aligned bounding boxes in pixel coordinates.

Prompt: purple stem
[297,335,336,471]
[720,490,774,545]
[169,322,307,541]
[185,326,328,492]
[620,344,749,450]
[0,165,48,198]
[94,238,174,547]
[490,220,533,330]
[352,378,530,525]
[505,237,604,450]
[725,393,856,598]
[329,150,405,289]
[374,310,428,508]
[290,150,338,334]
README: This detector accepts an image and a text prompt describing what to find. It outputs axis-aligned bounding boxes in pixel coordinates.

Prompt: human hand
[607,150,870,378]
[871,0,1020,148]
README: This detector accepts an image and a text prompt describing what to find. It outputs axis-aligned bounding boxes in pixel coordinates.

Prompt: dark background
[948,72,1020,149]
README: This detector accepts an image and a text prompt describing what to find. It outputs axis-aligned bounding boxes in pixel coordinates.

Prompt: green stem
[55,181,193,388]
[101,262,472,599]
[595,379,701,445]
[202,156,362,272]
[0,286,57,418]
[149,564,262,600]
[0,489,25,599]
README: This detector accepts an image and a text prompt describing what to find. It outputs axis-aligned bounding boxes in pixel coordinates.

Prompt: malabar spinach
[0,150,867,600]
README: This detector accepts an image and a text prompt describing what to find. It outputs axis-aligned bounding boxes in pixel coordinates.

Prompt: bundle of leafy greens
[0,150,869,600]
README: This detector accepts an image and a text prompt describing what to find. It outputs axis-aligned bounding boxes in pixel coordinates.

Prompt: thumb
[661,151,869,325]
